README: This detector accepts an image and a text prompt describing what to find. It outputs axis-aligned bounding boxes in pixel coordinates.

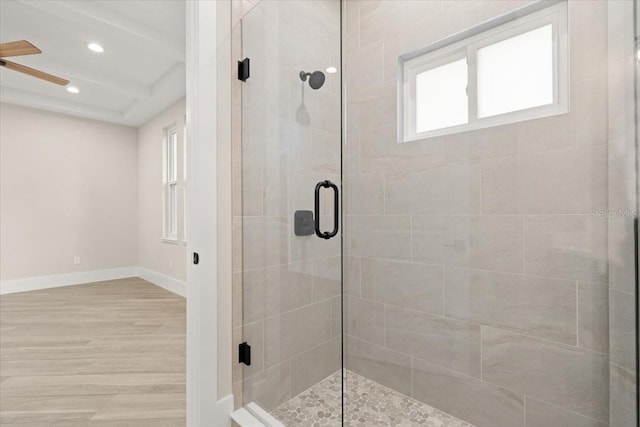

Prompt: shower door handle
[314,180,339,239]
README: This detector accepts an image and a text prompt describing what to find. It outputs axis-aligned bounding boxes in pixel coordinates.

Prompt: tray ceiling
[0,0,186,127]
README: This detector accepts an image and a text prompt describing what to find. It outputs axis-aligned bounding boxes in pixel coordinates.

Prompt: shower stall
[231,0,639,426]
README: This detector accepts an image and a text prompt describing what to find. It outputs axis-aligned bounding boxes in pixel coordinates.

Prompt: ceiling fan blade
[1,59,69,86]
[0,40,41,57]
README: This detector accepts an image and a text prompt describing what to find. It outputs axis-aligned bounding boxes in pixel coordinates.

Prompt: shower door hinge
[239,342,251,366]
[238,58,250,82]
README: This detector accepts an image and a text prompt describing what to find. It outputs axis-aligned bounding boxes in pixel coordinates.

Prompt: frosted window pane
[415,58,468,133]
[477,24,553,118]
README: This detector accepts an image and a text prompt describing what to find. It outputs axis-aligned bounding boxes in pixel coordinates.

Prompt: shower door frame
[231,0,345,425]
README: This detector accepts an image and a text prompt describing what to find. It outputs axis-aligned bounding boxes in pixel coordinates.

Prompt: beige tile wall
[343,1,632,426]
[607,2,638,426]
[231,1,637,425]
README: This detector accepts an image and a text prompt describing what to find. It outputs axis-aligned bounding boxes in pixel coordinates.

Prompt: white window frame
[181,121,187,245]
[163,126,179,242]
[400,1,568,143]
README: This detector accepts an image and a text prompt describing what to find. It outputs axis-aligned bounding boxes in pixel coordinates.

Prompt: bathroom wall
[343,1,627,426]
[607,1,638,426]
[234,0,343,412]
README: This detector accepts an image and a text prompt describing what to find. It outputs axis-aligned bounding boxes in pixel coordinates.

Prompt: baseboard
[0,266,187,297]
[0,266,138,295]
[136,267,186,297]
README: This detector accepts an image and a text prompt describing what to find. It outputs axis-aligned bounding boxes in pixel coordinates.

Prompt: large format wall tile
[386,163,481,215]
[443,125,517,163]
[290,337,341,397]
[242,360,291,412]
[242,262,313,323]
[346,215,411,260]
[361,258,443,315]
[608,216,636,294]
[577,282,609,353]
[263,168,340,217]
[518,146,607,214]
[445,268,576,345]
[610,289,636,371]
[346,296,385,346]
[344,256,361,297]
[241,321,264,378]
[524,397,607,427]
[344,173,385,216]
[359,124,444,173]
[264,300,333,368]
[242,216,289,270]
[610,363,637,427]
[480,156,519,214]
[312,256,341,302]
[345,336,412,396]
[412,215,523,273]
[481,146,608,214]
[524,215,608,283]
[348,40,384,96]
[412,357,524,427]
[482,327,609,422]
[385,305,481,377]
[516,114,577,154]
[347,81,396,134]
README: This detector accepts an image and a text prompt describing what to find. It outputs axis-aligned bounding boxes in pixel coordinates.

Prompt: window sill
[162,238,179,245]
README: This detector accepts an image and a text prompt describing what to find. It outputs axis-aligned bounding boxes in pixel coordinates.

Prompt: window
[182,121,187,244]
[400,1,568,142]
[163,126,178,241]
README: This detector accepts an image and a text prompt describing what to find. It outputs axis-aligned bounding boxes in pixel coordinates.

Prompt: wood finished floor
[0,278,186,426]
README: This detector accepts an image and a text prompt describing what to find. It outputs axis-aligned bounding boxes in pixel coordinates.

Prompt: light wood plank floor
[0,278,186,426]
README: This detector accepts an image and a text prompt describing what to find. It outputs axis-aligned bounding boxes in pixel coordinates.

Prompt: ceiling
[0,0,186,127]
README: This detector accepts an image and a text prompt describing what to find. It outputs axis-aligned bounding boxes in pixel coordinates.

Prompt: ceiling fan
[0,40,69,86]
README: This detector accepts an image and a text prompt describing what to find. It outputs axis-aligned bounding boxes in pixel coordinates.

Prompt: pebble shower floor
[272,371,474,427]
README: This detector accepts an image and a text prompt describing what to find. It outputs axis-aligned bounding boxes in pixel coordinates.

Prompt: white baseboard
[0,266,138,295]
[136,267,186,297]
[0,266,186,297]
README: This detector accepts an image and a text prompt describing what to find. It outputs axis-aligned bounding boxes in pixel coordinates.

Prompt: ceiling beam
[1,59,151,100]
[122,63,186,124]
[64,67,152,100]
[0,87,125,124]
[17,0,185,63]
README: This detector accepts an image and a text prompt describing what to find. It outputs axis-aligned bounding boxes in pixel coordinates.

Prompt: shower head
[299,70,325,90]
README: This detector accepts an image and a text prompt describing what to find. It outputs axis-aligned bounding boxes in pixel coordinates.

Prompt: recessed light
[87,43,104,53]
[326,66,337,74]
[66,86,79,94]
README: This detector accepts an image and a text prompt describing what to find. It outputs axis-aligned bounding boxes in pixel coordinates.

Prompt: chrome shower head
[299,70,325,90]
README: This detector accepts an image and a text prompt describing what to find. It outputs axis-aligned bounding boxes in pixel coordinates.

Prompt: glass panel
[415,58,468,132]
[477,24,554,118]
[169,183,177,237]
[239,0,342,425]
[169,131,177,182]
[342,1,637,427]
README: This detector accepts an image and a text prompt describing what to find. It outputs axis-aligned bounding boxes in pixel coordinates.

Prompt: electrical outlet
[73,257,81,265]
[169,259,173,269]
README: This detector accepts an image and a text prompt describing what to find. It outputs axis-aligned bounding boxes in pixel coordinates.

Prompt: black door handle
[314,180,339,239]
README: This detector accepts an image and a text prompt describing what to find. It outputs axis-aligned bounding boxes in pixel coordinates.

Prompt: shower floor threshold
[272,370,475,427]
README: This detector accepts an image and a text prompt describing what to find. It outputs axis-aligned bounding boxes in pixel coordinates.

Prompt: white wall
[186,0,234,424]
[137,98,187,281]
[0,103,138,283]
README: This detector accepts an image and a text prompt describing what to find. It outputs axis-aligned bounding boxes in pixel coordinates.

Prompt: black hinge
[193,252,199,265]
[239,342,251,366]
[238,58,250,82]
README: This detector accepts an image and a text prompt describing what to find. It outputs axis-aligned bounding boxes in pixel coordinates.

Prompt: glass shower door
[341,1,638,426]
[238,0,343,424]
